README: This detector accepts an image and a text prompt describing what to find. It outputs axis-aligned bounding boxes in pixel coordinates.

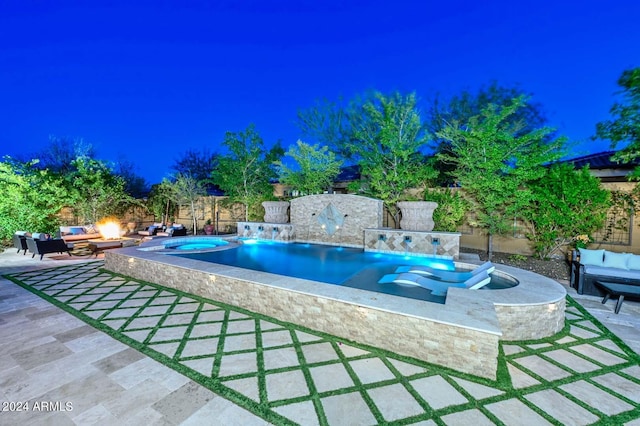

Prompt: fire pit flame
[98,220,123,240]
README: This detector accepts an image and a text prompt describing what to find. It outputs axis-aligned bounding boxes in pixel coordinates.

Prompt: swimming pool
[170,240,516,303]
[105,238,566,378]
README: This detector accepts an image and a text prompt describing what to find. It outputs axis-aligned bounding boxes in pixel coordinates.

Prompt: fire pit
[86,220,136,256]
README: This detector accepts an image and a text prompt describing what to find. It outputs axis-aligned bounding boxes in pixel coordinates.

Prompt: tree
[212,125,284,221]
[33,135,96,174]
[166,173,207,235]
[596,67,640,178]
[346,91,437,226]
[437,96,566,259]
[522,164,610,259]
[0,157,67,243]
[297,97,357,160]
[147,181,179,224]
[426,82,548,185]
[114,157,149,198]
[65,157,138,224]
[277,140,343,195]
[172,148,219,183]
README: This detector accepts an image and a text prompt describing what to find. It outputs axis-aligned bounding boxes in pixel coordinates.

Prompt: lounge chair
[26,233,72,260]
[156,223,187,237]
[138,222,164,236]
[395,261,495,282]
[13,231,28,255]
[389,271,492,296]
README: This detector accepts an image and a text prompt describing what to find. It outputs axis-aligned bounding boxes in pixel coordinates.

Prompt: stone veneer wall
[289,194,383,247]
[237,222,295,242]
[364,229,461,259]
[495,298,567,341]
[105,252,500,379]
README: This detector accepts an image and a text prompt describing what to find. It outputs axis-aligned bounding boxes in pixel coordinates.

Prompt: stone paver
[1,251,640,424]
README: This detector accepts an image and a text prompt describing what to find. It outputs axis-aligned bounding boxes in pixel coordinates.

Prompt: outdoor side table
[596,281,640,314]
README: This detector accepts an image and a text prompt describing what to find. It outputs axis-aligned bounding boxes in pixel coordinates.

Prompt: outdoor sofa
[26,233,72,260]
[58,225,102,243]
[138,222,165,236]
[157,224,187,237]
[570,248,640,296]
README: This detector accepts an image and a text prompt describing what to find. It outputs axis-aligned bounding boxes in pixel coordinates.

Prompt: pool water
[165,239,229,250]
[173,240,499,303]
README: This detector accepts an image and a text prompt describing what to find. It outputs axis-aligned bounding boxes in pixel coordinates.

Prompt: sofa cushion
[603,251,631,270]
[67,226,86,235]
[627,255,640,270]
[579,248,605,267]
[583,265,640,280]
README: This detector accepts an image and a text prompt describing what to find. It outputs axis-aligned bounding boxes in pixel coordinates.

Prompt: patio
[1,250,639,424]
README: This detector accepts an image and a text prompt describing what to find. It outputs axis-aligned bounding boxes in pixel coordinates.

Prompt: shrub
[424,188,469,232]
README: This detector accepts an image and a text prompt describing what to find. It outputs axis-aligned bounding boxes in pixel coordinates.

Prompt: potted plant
[203,219,215,235]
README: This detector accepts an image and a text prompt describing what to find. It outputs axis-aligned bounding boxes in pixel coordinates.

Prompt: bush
[523,164,610,259]
[424,188,469,232]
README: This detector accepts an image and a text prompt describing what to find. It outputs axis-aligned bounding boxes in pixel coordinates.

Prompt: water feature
[432,237,440,256]
[404,235,412,256]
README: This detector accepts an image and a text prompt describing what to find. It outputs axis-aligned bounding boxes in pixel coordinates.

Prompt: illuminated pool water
[169,239,516,303]
[164,238,229,250]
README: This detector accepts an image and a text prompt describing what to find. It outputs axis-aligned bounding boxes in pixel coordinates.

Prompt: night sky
[1,1,638,184]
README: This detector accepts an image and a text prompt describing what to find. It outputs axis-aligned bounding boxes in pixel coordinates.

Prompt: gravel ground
[467,249,571,282]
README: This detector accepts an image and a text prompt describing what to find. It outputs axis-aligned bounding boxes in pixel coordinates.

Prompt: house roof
[563,151,640,170]
[561,150,640,182]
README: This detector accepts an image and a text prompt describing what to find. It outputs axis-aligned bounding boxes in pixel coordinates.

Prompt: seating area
[156,223,187,237]
[138,222,165,236]
[23,232,72,260]
[58,225,102,243]
[571,248,640,296]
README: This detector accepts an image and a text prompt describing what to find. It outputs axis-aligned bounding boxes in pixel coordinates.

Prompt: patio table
[596,281,640,314]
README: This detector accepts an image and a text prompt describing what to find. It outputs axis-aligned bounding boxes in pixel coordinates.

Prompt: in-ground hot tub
[104,237,566,379]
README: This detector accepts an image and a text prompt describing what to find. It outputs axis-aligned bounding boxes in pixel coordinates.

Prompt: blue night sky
[1,1,638,184]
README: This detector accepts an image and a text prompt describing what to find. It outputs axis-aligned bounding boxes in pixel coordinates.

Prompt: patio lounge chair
[395,261,495,282]
[26,233,72,260]
[13,231,28,255]
[138,222,164,236]
[390,271,491,296]
[156,224,187,237]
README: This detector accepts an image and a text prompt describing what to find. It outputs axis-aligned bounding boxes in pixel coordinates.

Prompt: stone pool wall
[105,250,501,379]
[237,222,295,242]
[290,194,384,247]
[363,229,461,259]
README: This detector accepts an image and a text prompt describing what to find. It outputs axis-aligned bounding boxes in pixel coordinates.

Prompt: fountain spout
[431,237,440,255]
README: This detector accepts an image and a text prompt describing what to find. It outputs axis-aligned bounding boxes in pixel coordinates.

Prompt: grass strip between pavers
[4,262,640,425]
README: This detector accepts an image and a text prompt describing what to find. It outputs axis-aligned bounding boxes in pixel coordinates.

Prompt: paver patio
[1,253,640,425]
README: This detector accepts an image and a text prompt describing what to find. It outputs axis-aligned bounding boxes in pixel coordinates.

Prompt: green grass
[5,262,640,425]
